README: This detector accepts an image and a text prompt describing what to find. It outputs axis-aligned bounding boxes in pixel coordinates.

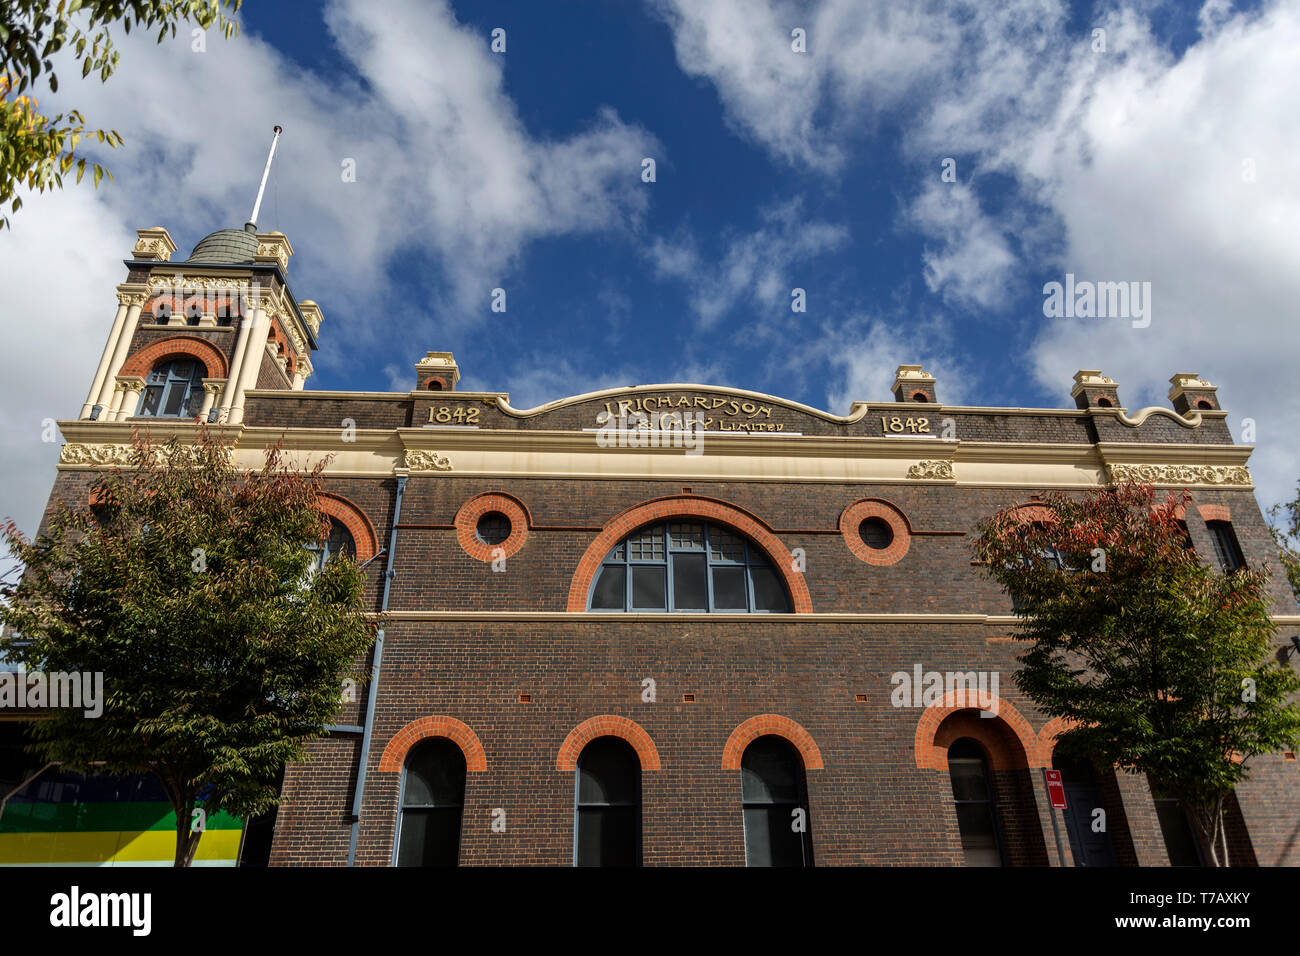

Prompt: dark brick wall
[255,348,292,390]
[243,395,414,430]
[248,389,1231,444]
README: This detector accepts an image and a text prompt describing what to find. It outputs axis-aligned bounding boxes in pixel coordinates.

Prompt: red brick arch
[377,716,487,772]
[912,691,1045,771]
[1007,503,1054,525]
[318,492,378,563]
[1197,503,1231,522]
[555,715,661,771]
[566,495,812,612]
[721,715,823,770]
[120,335,229,379]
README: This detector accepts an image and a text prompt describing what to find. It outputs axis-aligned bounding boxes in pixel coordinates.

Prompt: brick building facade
[31,223,1300,866]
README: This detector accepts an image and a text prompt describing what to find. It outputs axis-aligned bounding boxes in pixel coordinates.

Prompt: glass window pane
[138,386,163,417]
[743,807,804,867]
[954,804,1001,866]
[631,566,666,609]
[741,737,799,803]
[709,527,745,562]
[672,553,707,610]
[712,566,747,609]
[628,527,664,561]
[161,383,187,416]
[860,518,893,549]
[169,361,193,380]
[404,739,466,806]
[326,521,355,560]
[577,739,639,805]
[591,566,626,610]
[576,807,638,866]
[750,566,790,612]
[948,758,991,802]
[396,807,462,866]
[576,738,640,867]
[668,523,704,549]
[183,386,205,418]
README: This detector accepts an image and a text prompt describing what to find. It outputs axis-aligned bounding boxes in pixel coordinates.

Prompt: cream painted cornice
[1096,441,1252,464]
[54,421,1259,490]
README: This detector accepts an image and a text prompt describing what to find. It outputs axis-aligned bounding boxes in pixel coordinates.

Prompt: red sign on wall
[1044,769,1067,809]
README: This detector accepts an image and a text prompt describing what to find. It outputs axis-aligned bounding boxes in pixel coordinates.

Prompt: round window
[859,517,894,550]
[476,511,512,545]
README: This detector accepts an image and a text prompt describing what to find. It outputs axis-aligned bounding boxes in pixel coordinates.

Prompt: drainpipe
[347,473,407,866]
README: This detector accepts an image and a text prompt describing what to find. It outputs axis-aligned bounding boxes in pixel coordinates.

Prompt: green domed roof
[187,226,258,264]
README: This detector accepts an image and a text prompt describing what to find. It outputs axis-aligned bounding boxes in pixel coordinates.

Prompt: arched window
[136,359,206,419]
[948,738,1004,866]
[741,736,812,866]
[395,738,466,866]
[1206,520,1245,572]
[305,519,355,573]
[587,521,791,612]
[574,737,640,866]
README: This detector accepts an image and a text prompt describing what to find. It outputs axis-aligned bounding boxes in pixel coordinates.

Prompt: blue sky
[1,0,1297,537]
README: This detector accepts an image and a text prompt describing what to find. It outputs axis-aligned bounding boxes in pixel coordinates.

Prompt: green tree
[1267,483,1300,605]
[1,0,242,230]
[0,425,377,866]
[974,483,1300,866]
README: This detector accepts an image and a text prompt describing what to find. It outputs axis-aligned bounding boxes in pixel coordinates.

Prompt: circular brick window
[859,517,894,550]
[841,500,910,566]
[455,494,529,561]
[476,511,511,545]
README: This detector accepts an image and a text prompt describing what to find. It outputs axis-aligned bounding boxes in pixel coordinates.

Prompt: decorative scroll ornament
[1106,463,1251,486]
[60,443,225,467]
[256,242,290,270]
[60,443,135,466]
[132,238,172,261]
[404,449,453,471]
[907,460,954,480]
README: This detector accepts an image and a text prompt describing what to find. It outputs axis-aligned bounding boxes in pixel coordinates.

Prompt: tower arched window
[587,521,791,612]
[574,737,641,866]
[305,519,355,573]
[948,738,1004,866]
[136,359,205,419]
[741,735,812,866]
[395,738,466,866]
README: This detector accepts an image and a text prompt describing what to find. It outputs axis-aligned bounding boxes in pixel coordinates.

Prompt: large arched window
[136,359,206,419]
[587,521,791,612]
[395,738,466,866]
[305,519,355,573]
[574,737,641,866]
[948,738,1004,866]
[741,736,812,866]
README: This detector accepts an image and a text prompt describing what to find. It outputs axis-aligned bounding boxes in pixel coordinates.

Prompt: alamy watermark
[0,665,103,718]
[890,664,1000,717]
[1042,273,1151,328]
[596,410,705,455]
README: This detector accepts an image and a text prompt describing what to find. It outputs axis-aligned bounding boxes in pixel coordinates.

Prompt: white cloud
[649,0,1300,508]
[648,0,966,172]
[0,188,135,537]
[647,198,848,327]
[817,314,974,414]
[910,181,1018,309]
[0,0,660,536]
